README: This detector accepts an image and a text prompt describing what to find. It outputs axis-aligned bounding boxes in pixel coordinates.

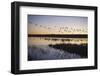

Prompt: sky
[28,15,88,34]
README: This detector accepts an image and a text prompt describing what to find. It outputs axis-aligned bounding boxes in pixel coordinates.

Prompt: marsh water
[28,37,88,61]
[28,37,87,45]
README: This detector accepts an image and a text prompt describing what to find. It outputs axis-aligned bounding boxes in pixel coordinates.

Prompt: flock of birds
[33,24,87,34]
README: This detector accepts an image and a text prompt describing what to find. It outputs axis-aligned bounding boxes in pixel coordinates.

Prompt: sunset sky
[28,15,88,34]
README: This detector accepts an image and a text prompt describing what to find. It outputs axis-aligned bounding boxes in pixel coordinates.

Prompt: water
[28,37,88,61]
[28,37,87,46]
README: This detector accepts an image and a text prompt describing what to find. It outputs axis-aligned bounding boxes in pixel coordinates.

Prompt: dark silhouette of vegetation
[49,43,88,58]
[28,34,88,38]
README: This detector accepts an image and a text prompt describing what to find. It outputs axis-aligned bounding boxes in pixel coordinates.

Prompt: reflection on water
[28,37,88,61]
[28,37,87,46]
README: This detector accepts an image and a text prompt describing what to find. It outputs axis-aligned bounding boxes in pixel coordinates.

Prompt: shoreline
[28,34,88,38]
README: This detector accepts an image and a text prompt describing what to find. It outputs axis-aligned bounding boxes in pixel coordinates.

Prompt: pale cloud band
[28,15,88,34]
